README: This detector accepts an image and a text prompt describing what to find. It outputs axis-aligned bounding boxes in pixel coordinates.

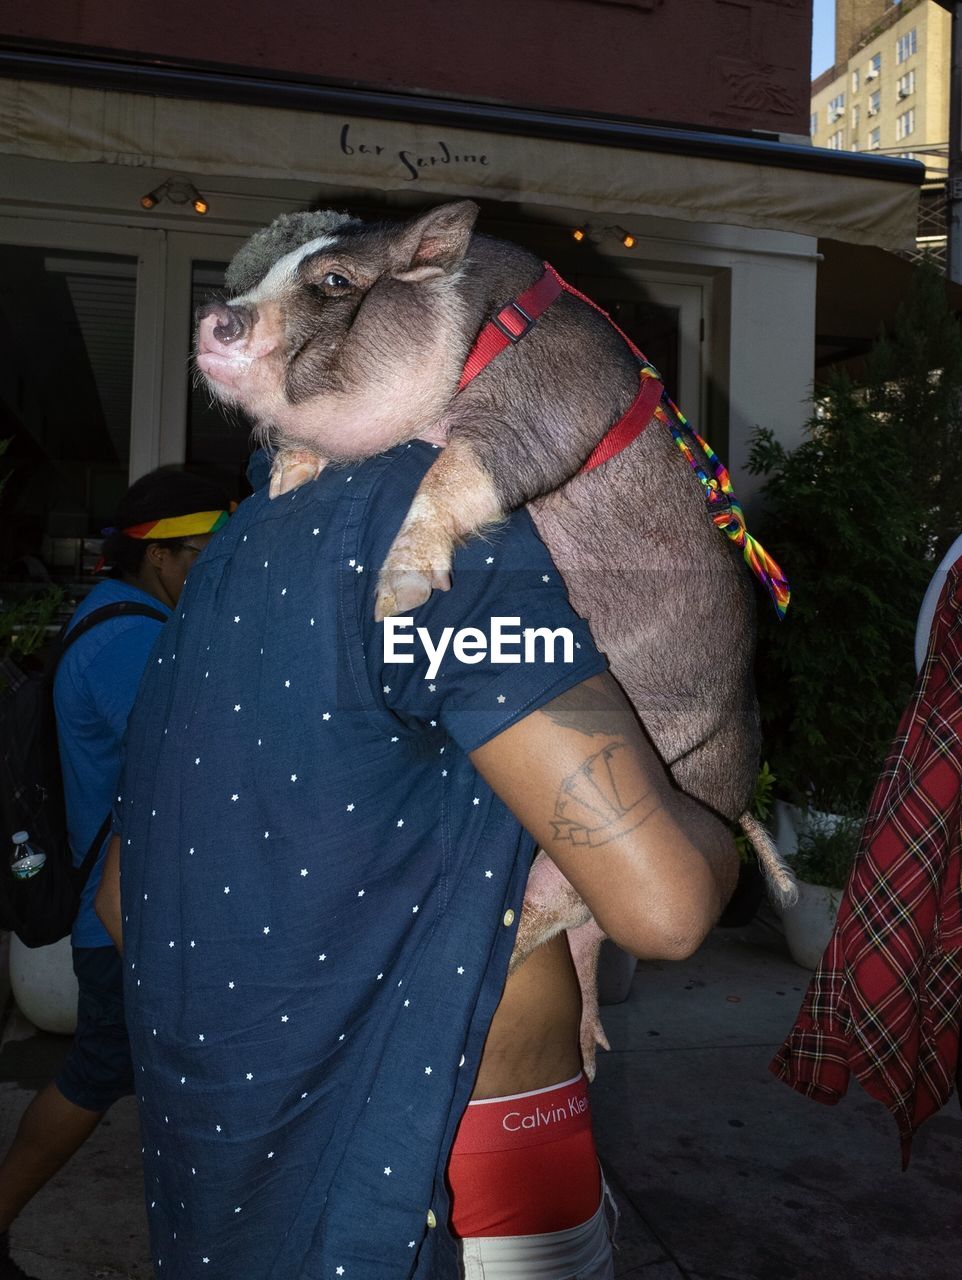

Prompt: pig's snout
[196,301,251,347]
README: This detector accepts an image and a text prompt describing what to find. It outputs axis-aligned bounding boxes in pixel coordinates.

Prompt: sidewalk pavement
[0,914,958,1279]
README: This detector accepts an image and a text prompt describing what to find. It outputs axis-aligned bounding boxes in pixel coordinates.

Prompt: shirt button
[502,909,515,927]
[426,1210,437,1229]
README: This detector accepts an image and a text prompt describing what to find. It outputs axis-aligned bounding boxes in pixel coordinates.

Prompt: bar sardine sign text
[383,617,575,680]
[340,123,490,181]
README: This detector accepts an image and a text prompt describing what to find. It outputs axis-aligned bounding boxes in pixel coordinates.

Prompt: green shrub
[792,813,862,891]
[749,374,929,813]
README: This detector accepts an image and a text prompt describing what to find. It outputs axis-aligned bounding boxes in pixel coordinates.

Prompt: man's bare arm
[470,672,738,960]
[94,834,124,953]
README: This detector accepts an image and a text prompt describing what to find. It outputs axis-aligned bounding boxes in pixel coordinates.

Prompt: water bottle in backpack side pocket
[10,831,46,880]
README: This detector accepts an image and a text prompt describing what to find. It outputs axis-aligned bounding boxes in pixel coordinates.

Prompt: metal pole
[947,0,962,283]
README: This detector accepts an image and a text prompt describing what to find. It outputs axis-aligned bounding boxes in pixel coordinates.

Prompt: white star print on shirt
[497,694,506,703]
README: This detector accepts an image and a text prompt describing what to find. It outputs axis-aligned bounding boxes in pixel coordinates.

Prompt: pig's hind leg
[375,439,504,619]
[511,853,611,1081]
[567,918,611,1082]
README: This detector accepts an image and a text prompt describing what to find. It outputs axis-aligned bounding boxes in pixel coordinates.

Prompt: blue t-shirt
[117,442,606,1279]
[54,579,171,949]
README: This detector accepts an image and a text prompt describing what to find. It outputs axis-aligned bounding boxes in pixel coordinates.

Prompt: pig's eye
[321,272,352,290]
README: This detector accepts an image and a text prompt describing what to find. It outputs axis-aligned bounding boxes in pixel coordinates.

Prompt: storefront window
[0,246,136,586]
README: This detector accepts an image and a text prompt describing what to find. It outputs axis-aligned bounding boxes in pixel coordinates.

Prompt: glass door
[0,218,165,595]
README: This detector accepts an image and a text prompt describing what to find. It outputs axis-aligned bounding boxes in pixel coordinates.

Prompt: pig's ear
[390,201,479,282]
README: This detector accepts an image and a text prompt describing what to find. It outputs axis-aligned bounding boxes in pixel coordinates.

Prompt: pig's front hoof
[268,448,326,498]
[374,568,451,622]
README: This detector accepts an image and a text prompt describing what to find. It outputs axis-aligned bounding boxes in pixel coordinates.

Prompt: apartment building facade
[811,0,950,180]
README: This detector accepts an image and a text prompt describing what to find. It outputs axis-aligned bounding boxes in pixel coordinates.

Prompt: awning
[0,75,922,253]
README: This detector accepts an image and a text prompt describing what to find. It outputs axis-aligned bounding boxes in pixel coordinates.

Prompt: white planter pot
[9,934,78,1034]
[780,880,842,971]
[773,799,800,859]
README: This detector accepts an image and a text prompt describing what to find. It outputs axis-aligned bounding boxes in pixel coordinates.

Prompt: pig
[195,201,795,1078]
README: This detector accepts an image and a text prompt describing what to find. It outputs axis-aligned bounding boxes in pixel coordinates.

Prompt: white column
[726,243,819,511]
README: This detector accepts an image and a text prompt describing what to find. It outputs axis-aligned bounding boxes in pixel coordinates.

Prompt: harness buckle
[491,301,535,343]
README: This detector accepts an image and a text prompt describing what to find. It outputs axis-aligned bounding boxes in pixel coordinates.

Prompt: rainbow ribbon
[640,366,790,619]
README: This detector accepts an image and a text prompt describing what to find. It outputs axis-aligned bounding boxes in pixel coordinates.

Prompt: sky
[812,0,836,78]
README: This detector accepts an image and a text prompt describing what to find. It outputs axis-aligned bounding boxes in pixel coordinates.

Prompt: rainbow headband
[121,510,230,540]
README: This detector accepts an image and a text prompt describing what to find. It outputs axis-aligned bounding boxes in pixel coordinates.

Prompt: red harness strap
[457,268,563,391]
[456,261,664,473]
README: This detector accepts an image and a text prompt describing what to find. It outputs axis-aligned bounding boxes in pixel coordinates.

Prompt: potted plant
[779,810,861,969]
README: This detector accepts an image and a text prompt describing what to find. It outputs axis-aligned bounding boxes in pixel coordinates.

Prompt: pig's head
[195,201,480,460]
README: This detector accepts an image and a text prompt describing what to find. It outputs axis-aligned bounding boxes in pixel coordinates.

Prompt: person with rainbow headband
[0,467,231,1280]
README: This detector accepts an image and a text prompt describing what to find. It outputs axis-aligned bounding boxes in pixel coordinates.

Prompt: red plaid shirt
[770,561,962,1165]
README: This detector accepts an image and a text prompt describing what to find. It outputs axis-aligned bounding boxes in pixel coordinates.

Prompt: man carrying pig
[96,438,736,1279]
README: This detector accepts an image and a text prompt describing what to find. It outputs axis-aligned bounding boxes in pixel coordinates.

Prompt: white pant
[459,1195,614,1280]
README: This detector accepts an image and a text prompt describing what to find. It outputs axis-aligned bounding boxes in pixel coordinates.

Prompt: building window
[897,69,916,100]
[896,108,916,140]
[851,68,860,94]
[827,92,845,124]
[869,127,881,150]
[896,29,917,65]
[827,130,844,151]
[810,111,818,136]
[851,104,860,131]
[851,142,860,152]
[867,52,882,80]
[868,89,881,116]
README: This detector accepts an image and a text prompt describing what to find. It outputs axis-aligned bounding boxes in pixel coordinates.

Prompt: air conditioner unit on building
[866,68,879,81]
[868,106,879,116]
[830,108,844,121]
[898,88,909,99]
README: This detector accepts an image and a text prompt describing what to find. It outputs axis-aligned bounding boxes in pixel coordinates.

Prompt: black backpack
[0,600,167,948]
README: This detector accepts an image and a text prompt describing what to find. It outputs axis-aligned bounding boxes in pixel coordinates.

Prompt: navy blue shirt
[118,442,606,1279]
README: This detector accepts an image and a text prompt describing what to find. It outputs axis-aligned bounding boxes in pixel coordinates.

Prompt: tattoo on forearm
[540,681,639,739]
[551,741,661,848]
